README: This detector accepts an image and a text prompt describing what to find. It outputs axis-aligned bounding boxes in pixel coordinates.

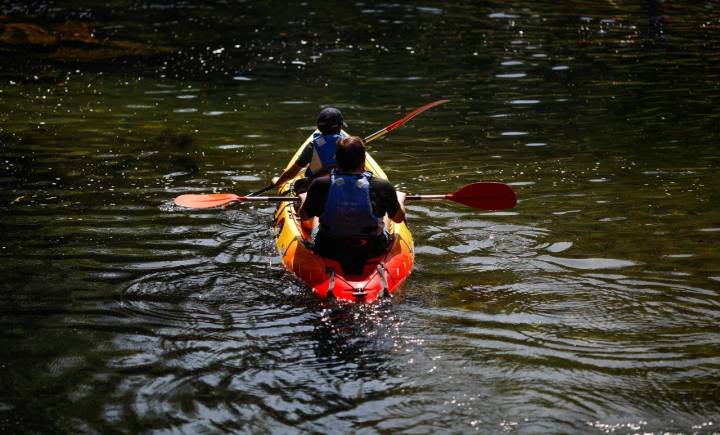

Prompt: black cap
[317,107,347,133]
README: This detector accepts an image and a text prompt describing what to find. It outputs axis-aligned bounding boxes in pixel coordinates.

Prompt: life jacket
[319,171,380,238]
[304,131,347,178]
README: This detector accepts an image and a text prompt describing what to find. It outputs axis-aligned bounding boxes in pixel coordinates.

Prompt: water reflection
[2,0,720,432]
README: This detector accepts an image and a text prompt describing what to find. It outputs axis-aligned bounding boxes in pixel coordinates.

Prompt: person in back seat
[298,136,406,266]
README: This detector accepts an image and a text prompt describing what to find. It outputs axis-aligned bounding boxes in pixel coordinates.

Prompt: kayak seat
[313,234,394,275]
[341,256,382,276]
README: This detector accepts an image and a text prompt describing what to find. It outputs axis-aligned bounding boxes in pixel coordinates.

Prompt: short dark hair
[336,136,365,171]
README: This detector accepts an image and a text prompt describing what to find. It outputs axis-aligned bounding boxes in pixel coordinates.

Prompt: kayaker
[298,136,406,265]
[271,107,349,193]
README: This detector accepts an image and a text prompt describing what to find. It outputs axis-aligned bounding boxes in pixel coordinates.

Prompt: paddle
[174,182,516,211]
[405,182,516,210]
[243,99,450,197]
[246,183,275,197]
[363,99,450,143]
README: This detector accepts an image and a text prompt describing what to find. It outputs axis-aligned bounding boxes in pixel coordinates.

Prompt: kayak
[273,132,414,303]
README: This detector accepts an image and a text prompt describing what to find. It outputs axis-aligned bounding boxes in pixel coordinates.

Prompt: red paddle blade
[364,99,450,143]
[386,99,450,132]
[174,193,243,209]
[448,182,517,210]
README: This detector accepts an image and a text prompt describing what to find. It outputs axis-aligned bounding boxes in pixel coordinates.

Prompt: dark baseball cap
[317,107,347,133]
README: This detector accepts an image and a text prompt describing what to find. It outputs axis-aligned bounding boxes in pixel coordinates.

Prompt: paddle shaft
[235,195,446,203]
[405,194,447,201]
[364,126,390,144]
[248,100,450,197]
[246,126,384,198]
[240,195,299,202]
[175,181,515,210]
[363,99,449,144]
[247,183,275,197]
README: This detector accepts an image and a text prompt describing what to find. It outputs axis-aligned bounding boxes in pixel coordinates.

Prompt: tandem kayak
[273,133,414,303]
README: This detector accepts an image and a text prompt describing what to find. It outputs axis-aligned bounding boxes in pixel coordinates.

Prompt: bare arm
[297,192,311,220]
[390,191,406,223]
[272,162,304,189]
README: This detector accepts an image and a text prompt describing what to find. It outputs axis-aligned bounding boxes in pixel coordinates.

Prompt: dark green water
[2,1,719,433]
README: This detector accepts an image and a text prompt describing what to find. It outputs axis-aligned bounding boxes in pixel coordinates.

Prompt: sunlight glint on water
[1,1,719,433]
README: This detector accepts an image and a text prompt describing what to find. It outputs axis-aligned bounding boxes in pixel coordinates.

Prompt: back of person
[303,130,347,179]
[299,136,405,274]
[284,107,348,194]
[308,171,394,273]
[318,171,378,238]
[312,171,390,273]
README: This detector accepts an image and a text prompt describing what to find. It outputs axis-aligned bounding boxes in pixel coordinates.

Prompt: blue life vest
[319,171,379,238]
[304,131,347,178]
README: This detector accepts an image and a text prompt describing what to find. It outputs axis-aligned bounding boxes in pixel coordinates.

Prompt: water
[1,1,719,433]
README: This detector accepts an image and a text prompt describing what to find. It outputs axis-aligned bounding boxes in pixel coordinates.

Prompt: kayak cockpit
[273,133,414,303]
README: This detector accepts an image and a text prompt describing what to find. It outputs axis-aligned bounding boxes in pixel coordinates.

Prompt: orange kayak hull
[273,133,414,302]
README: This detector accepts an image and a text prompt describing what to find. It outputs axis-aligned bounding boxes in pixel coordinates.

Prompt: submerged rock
[1,23,57,45]
[52,21,96,44]
[155,129,194,150]
[0,20,171,61]
[48,41,165,62]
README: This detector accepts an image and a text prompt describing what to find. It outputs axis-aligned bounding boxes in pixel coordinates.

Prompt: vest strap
[377,262,389,298]
[326,267,335,298]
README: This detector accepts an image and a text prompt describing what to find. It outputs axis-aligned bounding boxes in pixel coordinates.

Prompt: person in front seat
[271,107,349,193]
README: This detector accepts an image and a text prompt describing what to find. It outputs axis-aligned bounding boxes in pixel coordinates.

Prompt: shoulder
[307,131,324,146]
[312,131,341,147]
[314,131,345,142]
[369,177,394,191]
[298,142,314,162]
[315,174,331,183]
[304,176,331,212]
[309,175,331,189]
